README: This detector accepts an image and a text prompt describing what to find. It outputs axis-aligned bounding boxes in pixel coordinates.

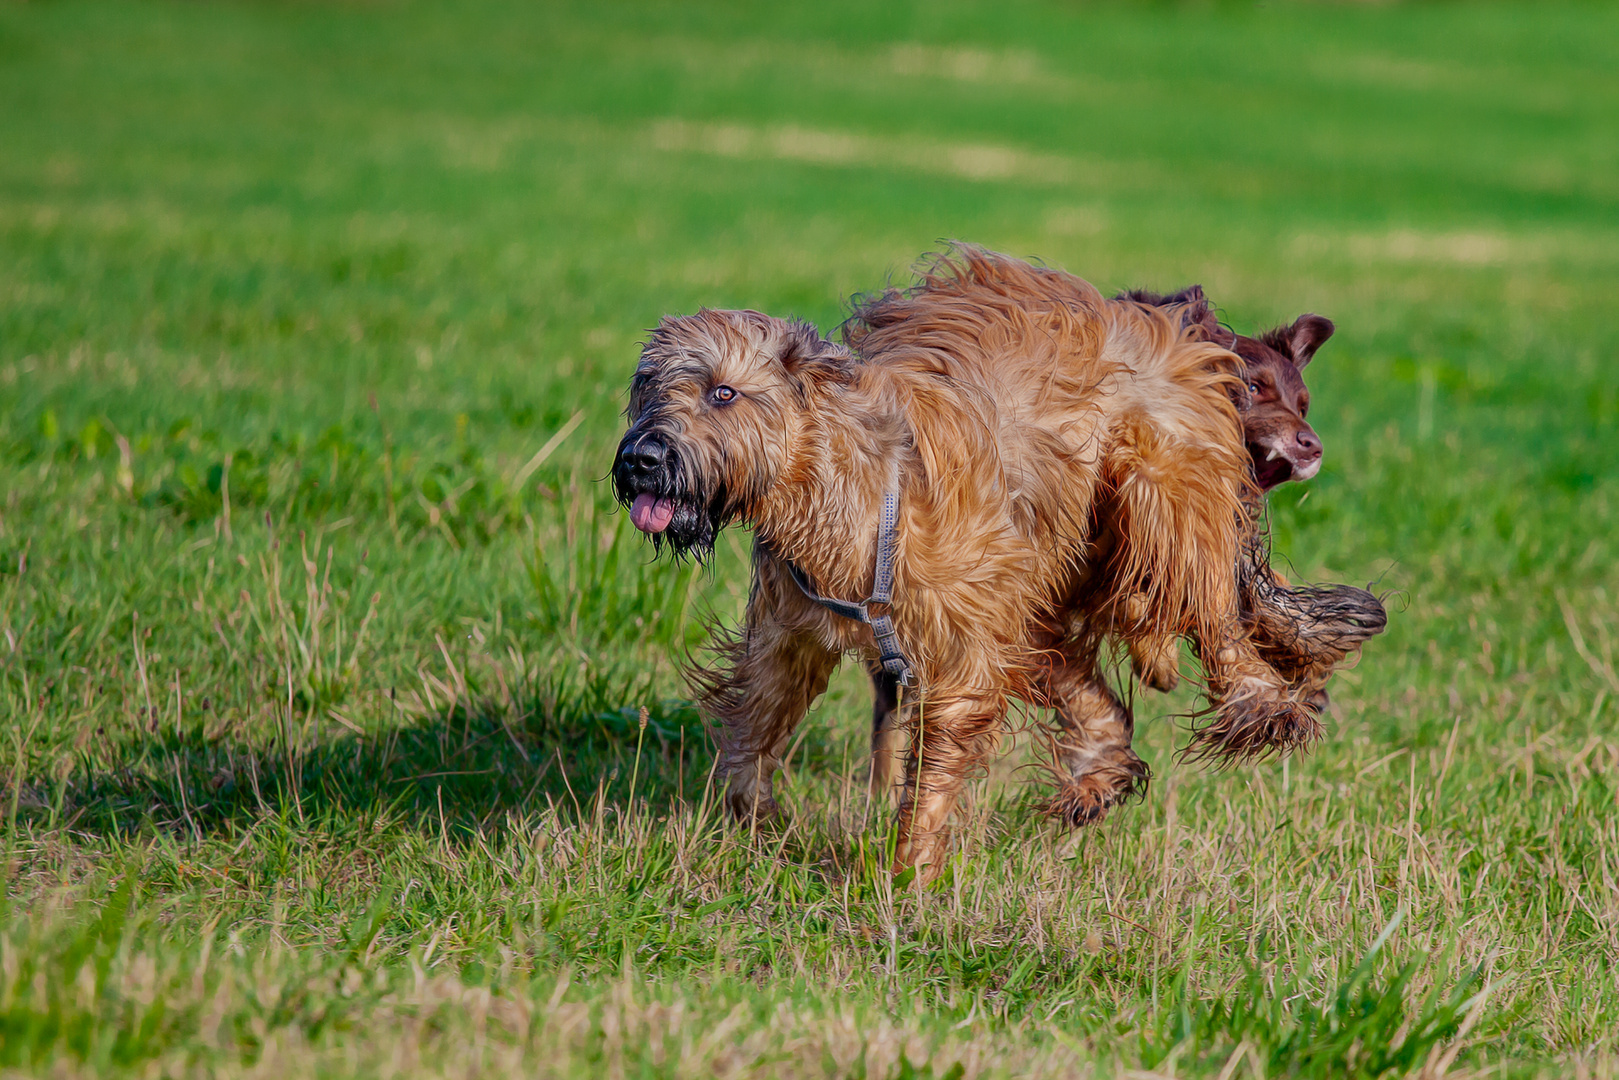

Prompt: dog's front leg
[1192,628,1321,762]
[1241,545,1387,717]
[865,661,906,796]
[701,604,841,826]
[891,689,1003,880]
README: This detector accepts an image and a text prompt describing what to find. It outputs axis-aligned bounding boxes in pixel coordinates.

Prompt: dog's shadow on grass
[36,691,723,841]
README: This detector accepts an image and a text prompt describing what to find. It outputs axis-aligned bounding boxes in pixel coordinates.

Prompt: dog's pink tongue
[630,493,675,534]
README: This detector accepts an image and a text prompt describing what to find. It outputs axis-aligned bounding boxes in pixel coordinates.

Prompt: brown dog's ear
[1117,285,1231,345]
[1168,285,1211,327]
[1288,314,1335,368]
[1181,290,1234,345]
[1174,287,1239,348]
[778,319,853,386]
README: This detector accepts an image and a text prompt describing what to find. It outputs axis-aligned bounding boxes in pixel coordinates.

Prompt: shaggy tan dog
[613,246,1311,876]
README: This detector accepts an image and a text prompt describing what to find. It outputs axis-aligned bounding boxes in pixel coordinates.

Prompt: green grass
[2,0,1618,1075]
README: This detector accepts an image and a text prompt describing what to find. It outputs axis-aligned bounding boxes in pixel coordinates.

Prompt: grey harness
[785,490,914,687]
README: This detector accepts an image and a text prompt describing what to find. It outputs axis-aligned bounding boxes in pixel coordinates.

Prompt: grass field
[2,0,1618,1075]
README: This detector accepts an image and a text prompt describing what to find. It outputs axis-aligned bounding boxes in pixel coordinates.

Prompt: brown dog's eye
[1247,382,1261,396]
[711,385,738,405]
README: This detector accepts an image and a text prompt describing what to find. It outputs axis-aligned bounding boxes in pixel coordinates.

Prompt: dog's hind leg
[1045,640,1150,828]
[867,661,906,796]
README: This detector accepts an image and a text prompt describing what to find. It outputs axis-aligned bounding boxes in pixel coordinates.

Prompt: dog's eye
[1247,382,1261,396]
[710,385,738,405]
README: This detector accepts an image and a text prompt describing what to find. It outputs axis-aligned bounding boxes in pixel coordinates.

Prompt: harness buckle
[782,490,914,687]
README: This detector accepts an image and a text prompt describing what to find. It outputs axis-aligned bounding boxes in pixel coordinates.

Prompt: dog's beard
[612,455,731,562]
[648,496,726,561]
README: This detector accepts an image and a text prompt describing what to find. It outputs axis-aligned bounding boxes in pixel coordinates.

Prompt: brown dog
[1045,288,1383,811]
[865,284,1383,822]
[1112,288,1385,747]
[1108,287,1338,693]
[615,246,1313,876]
[1119,286,1328,492]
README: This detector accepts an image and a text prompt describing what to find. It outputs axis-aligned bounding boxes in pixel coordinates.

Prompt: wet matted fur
[614,246,1314,877]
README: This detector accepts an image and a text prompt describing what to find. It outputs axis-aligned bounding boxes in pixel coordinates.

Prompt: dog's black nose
[619,433,669,477]
[1295,429,1321,456]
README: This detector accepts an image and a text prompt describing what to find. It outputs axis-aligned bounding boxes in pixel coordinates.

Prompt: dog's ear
[1120,285,1230,344]
[1173,287,1238,348]
[778,319,853,387]
[1287,314,1335,368]
[1116,284,1203,309]
[1175,286,1231,344]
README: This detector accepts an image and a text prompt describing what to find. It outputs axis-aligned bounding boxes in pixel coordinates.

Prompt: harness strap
[785,490,913,686]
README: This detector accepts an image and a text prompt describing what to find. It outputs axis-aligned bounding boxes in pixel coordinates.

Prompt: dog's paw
[1123,609,1182,694]
[1256,583,1388,666]
[1138,664,1180,694]
[1046,778,1119,828]
[722,788,784,827]
[893,826,952,883]
[1045,761,1149,829]
[1186,694,1323,765]
[1130,645,1181,693]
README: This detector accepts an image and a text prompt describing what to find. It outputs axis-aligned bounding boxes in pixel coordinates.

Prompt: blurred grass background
[1,1,1617,1076]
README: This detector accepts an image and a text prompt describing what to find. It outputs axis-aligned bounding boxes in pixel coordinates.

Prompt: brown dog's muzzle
[613,431,678,533]
[615,431,670,488]
[610,426,724,558]
[1251,426,1323,489]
